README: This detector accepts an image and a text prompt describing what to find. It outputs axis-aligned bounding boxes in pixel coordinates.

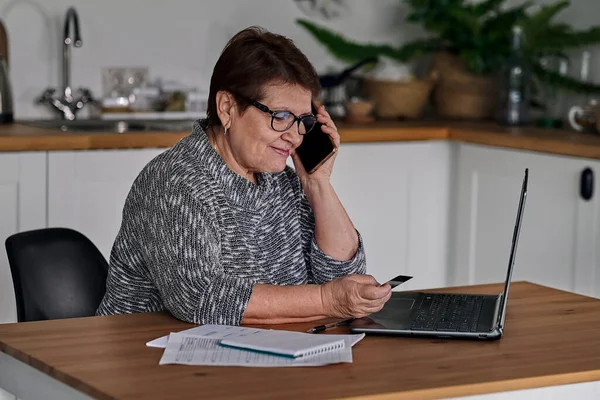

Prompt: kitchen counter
[0,123,188,152]
[338,120,600,160]
[2,120,600,160]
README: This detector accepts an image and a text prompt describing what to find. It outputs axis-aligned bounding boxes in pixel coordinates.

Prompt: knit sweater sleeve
[135,176,254,325]
[295,177,367,284]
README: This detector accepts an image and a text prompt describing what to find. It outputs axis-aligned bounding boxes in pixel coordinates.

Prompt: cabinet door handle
[580,167,594,201]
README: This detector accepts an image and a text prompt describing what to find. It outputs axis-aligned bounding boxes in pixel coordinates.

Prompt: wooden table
[1,281,600,400]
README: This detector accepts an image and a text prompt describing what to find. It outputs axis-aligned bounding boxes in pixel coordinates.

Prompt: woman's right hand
[321,274,392,319]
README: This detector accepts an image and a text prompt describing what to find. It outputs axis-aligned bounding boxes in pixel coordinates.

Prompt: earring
[224,127,228,136]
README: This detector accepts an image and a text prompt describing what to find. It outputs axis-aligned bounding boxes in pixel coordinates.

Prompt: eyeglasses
[249,99,317,135]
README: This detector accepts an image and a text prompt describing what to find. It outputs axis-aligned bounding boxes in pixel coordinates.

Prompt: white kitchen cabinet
[452,143,600,298]
[47,149,167,260]
[331,141,455,291]
[0,153,47,325]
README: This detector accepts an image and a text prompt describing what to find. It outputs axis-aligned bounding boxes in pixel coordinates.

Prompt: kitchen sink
[19,118,196,133]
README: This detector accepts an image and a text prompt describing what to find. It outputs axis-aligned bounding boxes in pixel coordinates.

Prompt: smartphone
[380,275,413,289]
[295,103,336,174]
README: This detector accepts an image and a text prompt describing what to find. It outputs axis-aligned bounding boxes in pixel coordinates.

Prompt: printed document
[158,331,365,367]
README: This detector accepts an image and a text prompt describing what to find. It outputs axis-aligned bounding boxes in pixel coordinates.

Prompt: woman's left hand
[291,105,340,186]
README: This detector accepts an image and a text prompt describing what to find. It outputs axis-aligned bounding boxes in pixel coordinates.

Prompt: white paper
[147,324,365,348]
[158,331,364,367]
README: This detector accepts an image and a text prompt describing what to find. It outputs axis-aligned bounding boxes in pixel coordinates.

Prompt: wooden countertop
[2,120,600,160]
[337,120,600,160]
[1,282,600,400]
[0,123,189,152]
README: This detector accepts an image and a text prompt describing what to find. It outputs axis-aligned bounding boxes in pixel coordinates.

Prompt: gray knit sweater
[96,119,366,325]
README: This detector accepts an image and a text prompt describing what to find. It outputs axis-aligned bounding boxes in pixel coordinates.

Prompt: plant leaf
[472,0,505,16]
[533,62,600,94]
[297,18,441,63]
[481,3,530,36]
[295,19,401,63]
[445,7,481,35]
[522,1,571,49]
[527,1,570,27]
[534,27,600,51]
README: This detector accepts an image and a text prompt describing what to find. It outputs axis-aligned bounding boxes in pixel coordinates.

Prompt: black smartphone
[380,275,413,289]
[295,103,336,174]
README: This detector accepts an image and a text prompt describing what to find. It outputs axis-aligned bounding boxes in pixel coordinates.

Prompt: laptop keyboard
[410,294,486,332]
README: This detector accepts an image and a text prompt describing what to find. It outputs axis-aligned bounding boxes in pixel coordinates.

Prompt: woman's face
[229,83,312,174]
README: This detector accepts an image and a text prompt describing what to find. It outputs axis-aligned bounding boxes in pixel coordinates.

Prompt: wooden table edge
[0,344,108,400]
[338,370,600,400]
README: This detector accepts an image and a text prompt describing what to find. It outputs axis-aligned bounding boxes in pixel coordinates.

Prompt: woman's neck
[208,126,257,184]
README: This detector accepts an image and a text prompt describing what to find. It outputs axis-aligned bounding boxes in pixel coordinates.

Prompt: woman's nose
[281,127,302,147]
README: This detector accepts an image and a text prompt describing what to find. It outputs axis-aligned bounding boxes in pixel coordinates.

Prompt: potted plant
[296,0,600,120]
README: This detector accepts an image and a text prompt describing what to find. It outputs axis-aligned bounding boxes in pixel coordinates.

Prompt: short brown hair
[206,26,321,128]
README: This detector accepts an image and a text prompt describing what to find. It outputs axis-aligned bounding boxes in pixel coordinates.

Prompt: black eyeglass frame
[249,99,317,135]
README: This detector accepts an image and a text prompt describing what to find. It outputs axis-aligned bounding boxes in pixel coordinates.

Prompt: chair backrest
[5,227,109,322]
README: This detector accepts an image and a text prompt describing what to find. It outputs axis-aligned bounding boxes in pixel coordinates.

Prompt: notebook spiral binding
[301,341,345,358]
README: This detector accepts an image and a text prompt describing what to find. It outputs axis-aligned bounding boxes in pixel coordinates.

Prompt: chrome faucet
[36,7,95,120]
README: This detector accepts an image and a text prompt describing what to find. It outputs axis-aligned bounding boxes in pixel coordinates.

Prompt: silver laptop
[351,168,528,341]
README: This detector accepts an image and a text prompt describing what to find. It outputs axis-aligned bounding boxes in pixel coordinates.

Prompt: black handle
[580,167,594,201]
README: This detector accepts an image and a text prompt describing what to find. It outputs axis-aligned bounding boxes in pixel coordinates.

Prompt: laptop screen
[496,168,528,329]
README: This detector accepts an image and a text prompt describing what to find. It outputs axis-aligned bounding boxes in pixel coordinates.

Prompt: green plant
[296,0,600,93]
[522,1,600,93]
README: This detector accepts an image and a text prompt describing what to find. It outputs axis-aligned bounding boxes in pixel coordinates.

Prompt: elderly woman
[97,26,392,325]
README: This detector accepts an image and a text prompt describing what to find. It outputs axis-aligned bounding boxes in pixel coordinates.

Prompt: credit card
[381,275,413,288]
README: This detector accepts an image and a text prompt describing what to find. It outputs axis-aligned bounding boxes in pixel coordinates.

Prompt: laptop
[351,168,528,341]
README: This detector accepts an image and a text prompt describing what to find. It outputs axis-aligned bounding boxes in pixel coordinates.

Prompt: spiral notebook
[219,329,346,358]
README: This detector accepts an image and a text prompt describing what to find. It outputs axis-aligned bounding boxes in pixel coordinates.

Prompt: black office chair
[5,227,109,322]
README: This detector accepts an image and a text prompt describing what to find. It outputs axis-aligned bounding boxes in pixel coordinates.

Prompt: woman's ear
[215,91,235,130]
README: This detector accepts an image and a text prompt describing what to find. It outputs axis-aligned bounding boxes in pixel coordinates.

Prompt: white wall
[0,0,424,119]
[1,0,597,120]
